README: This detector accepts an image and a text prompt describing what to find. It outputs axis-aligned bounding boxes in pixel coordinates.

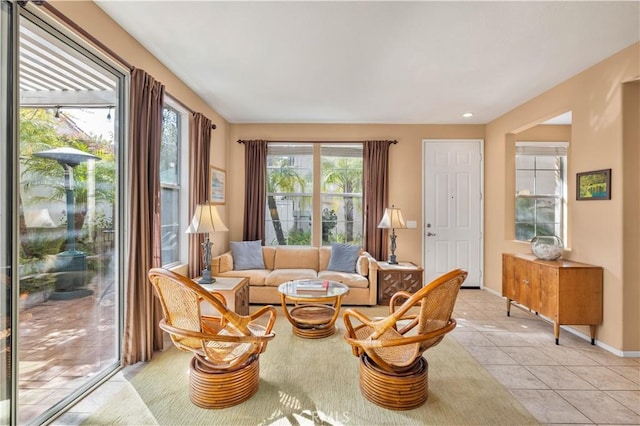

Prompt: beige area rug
[83,306,538,425]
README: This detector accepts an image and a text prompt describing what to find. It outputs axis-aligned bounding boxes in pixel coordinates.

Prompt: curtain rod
[40,2,216,130]
[237,139,398,144]
[166,92,217,129]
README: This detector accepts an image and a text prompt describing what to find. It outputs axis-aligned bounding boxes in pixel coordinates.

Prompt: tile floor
[452,289,640,425]
[54,288,640,425]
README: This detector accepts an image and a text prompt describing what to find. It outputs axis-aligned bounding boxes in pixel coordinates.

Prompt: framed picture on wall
[210,166,226,205]
[576,168,611,200]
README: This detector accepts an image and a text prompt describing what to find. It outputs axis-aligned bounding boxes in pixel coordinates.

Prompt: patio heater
[33,147,101,300]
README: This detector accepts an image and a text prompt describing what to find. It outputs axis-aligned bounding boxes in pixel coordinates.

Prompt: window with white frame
[515,142,568,241]
[160,101,188,265]
[266,144,313,245]
[321,144,363,245]
[265,143,364,246]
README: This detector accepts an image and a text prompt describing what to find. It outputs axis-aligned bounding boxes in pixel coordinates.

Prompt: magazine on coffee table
[296,280,329,292]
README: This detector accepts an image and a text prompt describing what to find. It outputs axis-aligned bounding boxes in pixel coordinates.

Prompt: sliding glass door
[1,1,15,424]
[0,3,126,424]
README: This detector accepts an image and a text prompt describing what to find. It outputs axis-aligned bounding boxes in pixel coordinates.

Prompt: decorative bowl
[530,236,563,260]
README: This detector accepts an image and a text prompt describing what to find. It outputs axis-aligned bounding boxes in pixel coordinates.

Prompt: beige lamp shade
[377,206,407,229]
[186,204,229,234]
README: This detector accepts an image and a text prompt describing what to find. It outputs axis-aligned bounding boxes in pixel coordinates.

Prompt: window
[515,142,568,241]
[321,144,363,245]
[266,144,313,245]
[265,143,363,246]
[160,102,188,265]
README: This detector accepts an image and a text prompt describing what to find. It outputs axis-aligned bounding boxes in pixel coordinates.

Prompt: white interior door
[423,140,483,287]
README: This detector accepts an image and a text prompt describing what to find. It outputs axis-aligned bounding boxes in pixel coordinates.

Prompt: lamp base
[198,269,216,284]
[388,231,399,265]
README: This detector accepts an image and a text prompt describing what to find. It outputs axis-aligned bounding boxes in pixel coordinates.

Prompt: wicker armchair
[148,268,276,408]
[343,268,467,409]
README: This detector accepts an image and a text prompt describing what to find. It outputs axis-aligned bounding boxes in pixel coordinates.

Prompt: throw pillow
[230,240,265,270]
[327,243,361,273]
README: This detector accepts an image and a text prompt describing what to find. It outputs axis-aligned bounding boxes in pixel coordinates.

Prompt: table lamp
[186,204,228,284]
[377,205,407,265]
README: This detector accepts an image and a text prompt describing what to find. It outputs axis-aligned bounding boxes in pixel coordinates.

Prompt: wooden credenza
[502,253,603,345]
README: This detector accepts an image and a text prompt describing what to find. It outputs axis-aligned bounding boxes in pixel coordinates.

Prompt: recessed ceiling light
[462,112,473,118]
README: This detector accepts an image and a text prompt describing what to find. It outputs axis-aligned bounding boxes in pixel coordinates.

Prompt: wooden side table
[199,276,250,315]
[377,261,424,305]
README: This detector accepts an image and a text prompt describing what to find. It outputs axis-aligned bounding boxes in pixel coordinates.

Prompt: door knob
[427,232,436,237]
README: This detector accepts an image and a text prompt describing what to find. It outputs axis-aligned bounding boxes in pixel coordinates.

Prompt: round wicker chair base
[189,355,259,409]
[359,355,428,410]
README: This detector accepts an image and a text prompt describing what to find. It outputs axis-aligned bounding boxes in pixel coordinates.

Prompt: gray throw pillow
[327,243,361,273]
[230,240,265,270]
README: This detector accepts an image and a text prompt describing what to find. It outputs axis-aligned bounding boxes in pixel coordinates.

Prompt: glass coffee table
[278,280,349,339]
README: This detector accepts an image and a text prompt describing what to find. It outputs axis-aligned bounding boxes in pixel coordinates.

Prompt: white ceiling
[95,1,639,125]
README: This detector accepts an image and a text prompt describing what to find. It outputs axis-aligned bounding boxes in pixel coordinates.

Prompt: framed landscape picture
[577,169,611,200]
[210,166,226,204]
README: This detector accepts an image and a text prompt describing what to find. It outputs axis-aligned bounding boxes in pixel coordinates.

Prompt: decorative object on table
[530,235,563,260]
[210,166,226,204]
[295,280,329,292]
[186,204,228,284]
[377,205,407,264]
[576,168,611,200]
[33,147,101,300]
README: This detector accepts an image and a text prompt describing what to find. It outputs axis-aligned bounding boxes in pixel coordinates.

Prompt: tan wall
[46,1,231,252]
[485,42,640,353]
[228,124,484,266]
[516,124,571,142]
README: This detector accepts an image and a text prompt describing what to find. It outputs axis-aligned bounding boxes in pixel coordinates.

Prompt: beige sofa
[210,246,378,305]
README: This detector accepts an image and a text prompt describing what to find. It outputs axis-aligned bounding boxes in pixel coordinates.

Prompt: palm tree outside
[266,157,310,245]
[321,156,363,244]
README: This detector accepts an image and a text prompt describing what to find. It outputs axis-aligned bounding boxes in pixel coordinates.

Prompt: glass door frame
[2,1,19,424]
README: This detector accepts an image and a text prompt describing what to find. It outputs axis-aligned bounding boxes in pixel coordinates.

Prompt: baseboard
[473,287,638,358]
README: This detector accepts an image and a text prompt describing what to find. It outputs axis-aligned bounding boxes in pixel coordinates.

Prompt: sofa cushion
[274,246,318,270]
[327,243,361,273]
[318,270,370,289]
[219,269,270,286]
[319,246,332,271]
[230,240,265,270]
[262,246,277,270]
[265,269,317,287]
